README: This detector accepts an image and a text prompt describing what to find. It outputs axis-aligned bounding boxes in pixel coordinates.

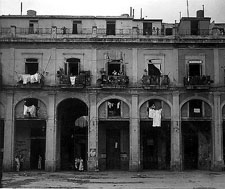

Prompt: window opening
[108,99,121,117]
[188,63,201,77]
[65,58,80,76]
[108,60,121,75]
[143,22,152,35]
[72,21,82,34]
[148,59,161,76]
[191,20,199,35]
[106,21,116,35]
[189,100,202,117]
[25,58,38,75]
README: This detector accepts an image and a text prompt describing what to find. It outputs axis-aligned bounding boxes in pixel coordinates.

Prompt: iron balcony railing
[183,75,212,89]
[142,75,170,88]
[99,75,129,88]
[57,70,91,87]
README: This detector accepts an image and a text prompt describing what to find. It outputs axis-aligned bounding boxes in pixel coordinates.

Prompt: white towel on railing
[70,76,76,85]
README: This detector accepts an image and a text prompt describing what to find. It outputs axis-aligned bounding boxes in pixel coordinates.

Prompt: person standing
[78,157,84,171]
[15,156,20,172]
[38,155,42,170]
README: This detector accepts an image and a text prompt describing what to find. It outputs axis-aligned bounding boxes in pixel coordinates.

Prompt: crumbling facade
[0,9,225,172]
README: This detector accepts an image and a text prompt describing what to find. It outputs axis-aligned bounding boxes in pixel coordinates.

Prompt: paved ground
[1,170,225,189]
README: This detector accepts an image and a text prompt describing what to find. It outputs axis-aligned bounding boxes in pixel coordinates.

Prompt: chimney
[133,9,134,17]
[20,2,23,15]
[140,8,142,19]
[130,7,132,17]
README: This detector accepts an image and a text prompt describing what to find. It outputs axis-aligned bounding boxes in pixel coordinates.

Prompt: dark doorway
[58,98,88,170]
[15,120,46,170]
[182,121,211,170]
[191,20,199,35]
[189,64,201,77]
[106,21,116,35]
[140,121,171,170]
[72,21,81,34]
[106,129,120,170]
[98,121,129,171]
[143,22,152,35]
[30,139,45,169]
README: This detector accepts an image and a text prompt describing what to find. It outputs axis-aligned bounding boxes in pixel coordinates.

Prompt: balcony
[142,75,169,89]
[184,75,212,89]
[98,74,129,88]
[16,73,44,88]
[57,70,91,88]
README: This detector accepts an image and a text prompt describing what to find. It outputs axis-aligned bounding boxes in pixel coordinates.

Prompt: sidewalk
[1,170,225,189]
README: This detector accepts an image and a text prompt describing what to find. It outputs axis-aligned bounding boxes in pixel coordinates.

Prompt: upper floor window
[25,58,38,75]
[108,99,121,117]
[188,60,202,77]
[72,21,82,34]
[148,59,161,76]
[64,58,80,76]
[106,21,116,35]
[143,22,152,35]
[29,20,38,34]
[191,20,199,35]
[108,59,124,76]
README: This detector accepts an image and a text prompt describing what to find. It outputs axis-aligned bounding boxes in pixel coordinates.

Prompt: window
[148,59,161,76]
[191,20,199,35]
[64,58,80,76]
[106,21,116,35]
[29,20,38,34]
[25,58,38,75]
[72,21,82,34]
[143,22,152,35]
[189,100,202,117]
[108,99,121,117]
[188,60,202,77]
[108,60,123,75]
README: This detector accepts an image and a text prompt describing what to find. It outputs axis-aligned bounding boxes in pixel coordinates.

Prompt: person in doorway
[74,157,79,171]
[78,157,84,171]
[19,154,24,171]
[38,155,42,170]
[15,156,20,172]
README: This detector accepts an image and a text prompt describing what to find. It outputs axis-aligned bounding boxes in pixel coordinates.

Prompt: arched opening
[140,99,171,170]
[57,98,88,170]
[98,98,130,170]
[181,99,212,170]
[14,98,47,170]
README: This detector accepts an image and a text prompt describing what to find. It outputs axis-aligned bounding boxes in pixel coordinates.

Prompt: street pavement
[1,170,225,189]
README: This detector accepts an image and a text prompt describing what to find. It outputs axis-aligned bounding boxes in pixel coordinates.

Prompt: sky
[0,0,225,23]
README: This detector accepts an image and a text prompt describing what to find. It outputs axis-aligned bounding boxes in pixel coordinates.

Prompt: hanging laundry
[30,73,41,83]
[152,109,162,127]
[18,73,41,84]
[70,76,76,85]
[24,105,36,117]
[117,102,120,109]
[148,108,155,118]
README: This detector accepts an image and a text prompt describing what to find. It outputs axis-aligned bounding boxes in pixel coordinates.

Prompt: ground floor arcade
[0,91,224,172]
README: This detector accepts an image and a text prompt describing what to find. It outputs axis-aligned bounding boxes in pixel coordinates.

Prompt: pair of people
[74,157,84,171]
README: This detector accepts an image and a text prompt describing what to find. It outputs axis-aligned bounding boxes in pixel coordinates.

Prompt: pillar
[171,91,182,171]
[214,48,220,85]
[212,92,223,171]
[129,93,140,171]
[45,92,57,171]
[3,91,14,171]
[87,92,98,171]
[132,48,138,86]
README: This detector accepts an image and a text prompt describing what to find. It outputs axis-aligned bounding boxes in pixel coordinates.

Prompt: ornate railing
[98,75,129,88]
[57,70,91,87]
[142,75,169,89]
[183,75,212,89]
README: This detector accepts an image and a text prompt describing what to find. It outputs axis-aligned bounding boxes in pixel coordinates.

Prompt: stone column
[132,48,138,86]
[45,92,57,171]
[213,48,220,85]
[129,93,140,171]
[212,92,223,171]
[3,91,14,171]
[87,92,98,171]
[171,91,182,171]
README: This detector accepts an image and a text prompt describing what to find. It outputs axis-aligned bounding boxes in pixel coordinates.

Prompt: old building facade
[0,9,225,172]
